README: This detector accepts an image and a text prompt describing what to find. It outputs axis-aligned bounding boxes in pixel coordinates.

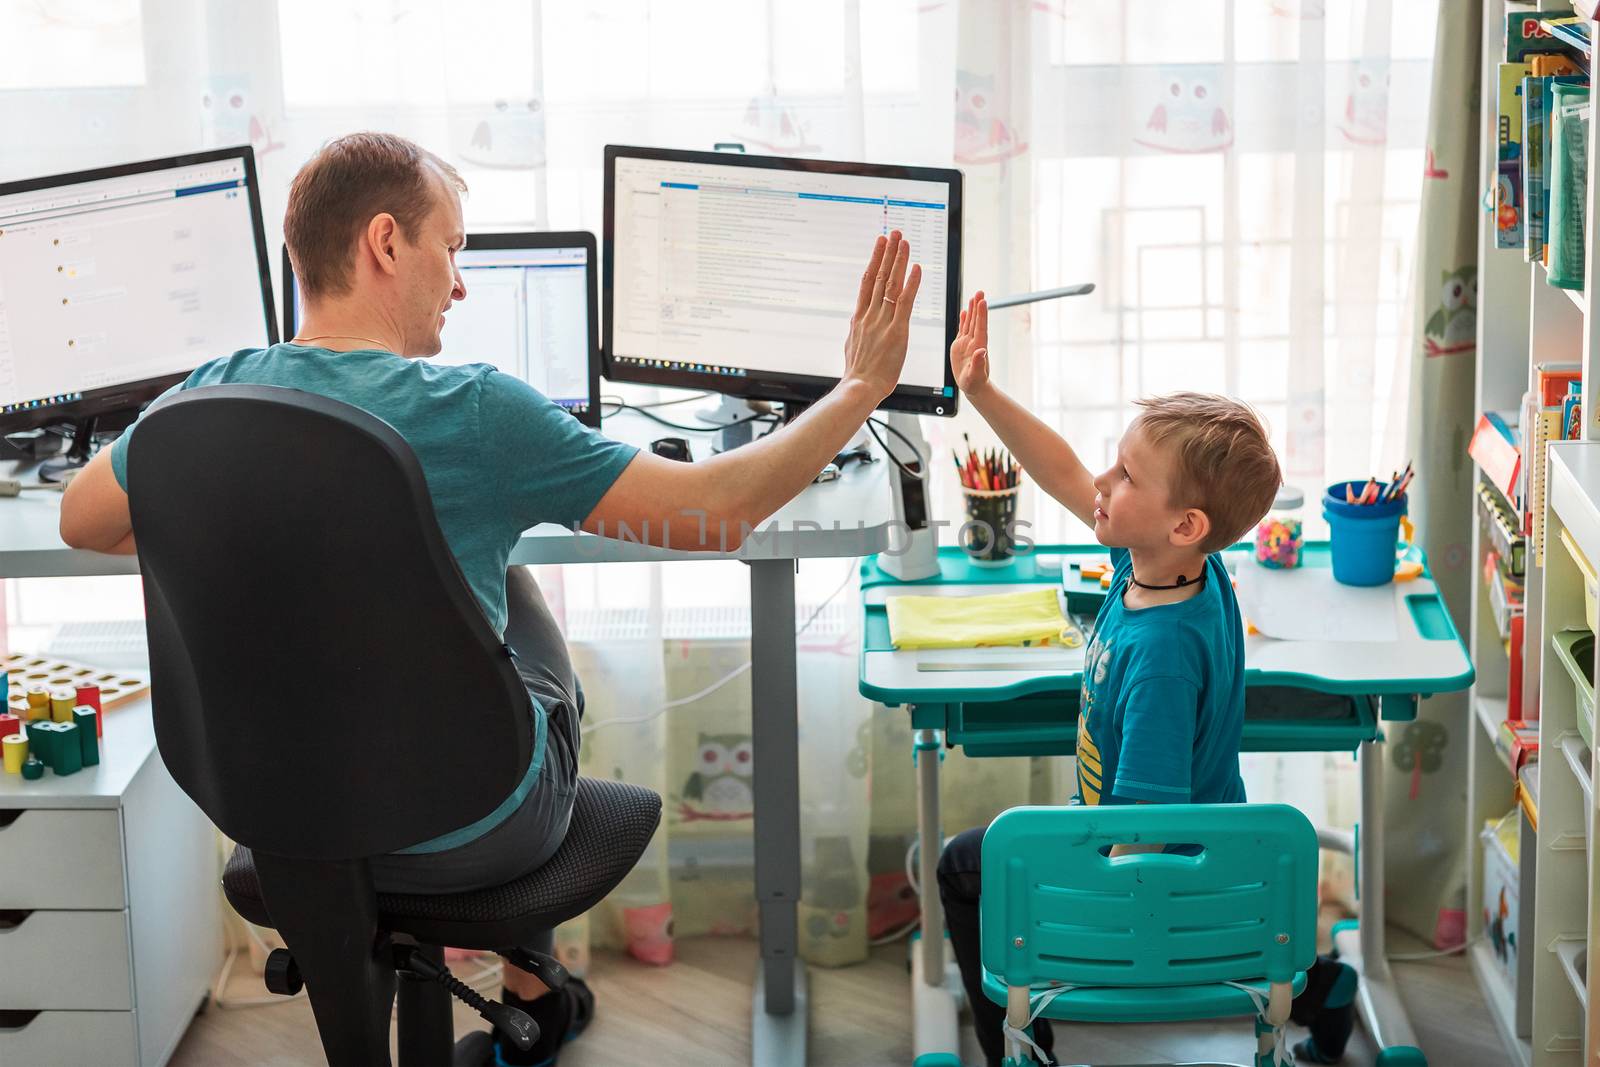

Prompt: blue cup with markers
[1324,480,1408,586]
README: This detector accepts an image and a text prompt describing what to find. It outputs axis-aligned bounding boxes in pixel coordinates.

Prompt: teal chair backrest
[979,804,1318,990]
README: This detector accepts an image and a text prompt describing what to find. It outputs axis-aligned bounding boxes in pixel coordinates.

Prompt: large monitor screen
[0,147,276,431]
[603,146,961,417]
[285,231,601,426]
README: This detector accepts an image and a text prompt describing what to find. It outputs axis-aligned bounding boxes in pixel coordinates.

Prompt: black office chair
[126,385,661,1066]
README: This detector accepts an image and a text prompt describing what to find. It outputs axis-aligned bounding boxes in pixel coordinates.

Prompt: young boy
[935,293,1357,1065]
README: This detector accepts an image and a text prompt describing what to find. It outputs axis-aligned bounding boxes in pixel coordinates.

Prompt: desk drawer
[0,910,132,1009]
[0,1008,136,1066]
[0,808,124,909]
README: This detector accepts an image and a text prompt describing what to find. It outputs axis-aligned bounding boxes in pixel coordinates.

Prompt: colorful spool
[49,688,75,724]
[0,713,18,739]
[73,707,99,767]
[51,721,81,775]
[75,683,102,737]
[25,685,49,721]
[25,720,55,765]
[2,733,26,774]
[21,754,43,780]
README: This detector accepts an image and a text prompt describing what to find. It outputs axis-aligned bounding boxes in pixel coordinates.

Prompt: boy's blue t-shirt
[109,344,639,855]
[1074,546,1246,806]
[111,344,639,636]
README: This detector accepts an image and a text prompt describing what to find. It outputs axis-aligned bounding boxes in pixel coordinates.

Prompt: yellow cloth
[886,587,1083,650]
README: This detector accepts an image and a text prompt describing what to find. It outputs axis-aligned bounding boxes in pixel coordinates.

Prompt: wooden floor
[170,936,1506,1066]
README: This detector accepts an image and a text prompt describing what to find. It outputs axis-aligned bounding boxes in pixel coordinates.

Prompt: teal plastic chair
[979,804,1318,1067]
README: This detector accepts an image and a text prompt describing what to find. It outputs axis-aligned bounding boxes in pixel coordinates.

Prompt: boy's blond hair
[1131,392,1282,554]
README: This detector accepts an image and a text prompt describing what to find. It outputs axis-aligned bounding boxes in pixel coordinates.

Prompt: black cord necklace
[1128,566,1206,592]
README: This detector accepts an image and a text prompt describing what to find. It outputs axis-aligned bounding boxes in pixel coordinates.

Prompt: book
[1563,380,1583,440]
[1547,82,1591,287]
[1529,365,1580,565]
[1524,75,1549,259]
[1470,410,1524,510]
[1509,10,1585,61]
[1542,15,1594,61]
[1477,480,1527,575]
[1498,63,1532,249]
[1541,75,1589,264]
[1536,360,1581,406]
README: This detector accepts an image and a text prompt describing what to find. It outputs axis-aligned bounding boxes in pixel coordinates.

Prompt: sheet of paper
[1233,562,1398,643]
[915,647,1086,673]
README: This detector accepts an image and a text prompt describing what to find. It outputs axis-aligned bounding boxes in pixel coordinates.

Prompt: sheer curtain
[1,0,1439,967]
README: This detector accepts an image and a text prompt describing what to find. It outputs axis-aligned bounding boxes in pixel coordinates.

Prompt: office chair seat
[223,777,661,949]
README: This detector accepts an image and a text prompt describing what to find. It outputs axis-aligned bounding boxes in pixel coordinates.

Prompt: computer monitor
[284,231,602,427]
[0,146,276,475]
[602,145,962,418]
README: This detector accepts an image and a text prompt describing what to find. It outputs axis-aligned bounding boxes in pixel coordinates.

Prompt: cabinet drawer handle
[0,810,21,830]
[0,910,33,932]
[0,1009,41,1032]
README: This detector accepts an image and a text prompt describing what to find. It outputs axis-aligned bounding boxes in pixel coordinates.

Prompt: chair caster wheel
[263,948,303,995]
[453,1029,496,1066]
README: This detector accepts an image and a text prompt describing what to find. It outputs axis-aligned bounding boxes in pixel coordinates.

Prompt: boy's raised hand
[949,291,990,398]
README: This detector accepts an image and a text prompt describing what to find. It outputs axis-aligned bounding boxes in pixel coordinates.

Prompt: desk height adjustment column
[912,722,964,1060]
[748,558,807,1067]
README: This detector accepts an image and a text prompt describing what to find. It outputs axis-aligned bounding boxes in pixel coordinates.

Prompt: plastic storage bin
[1481,809,1521,987]
[1561,527,1599,634]
[1554,628,1596,748]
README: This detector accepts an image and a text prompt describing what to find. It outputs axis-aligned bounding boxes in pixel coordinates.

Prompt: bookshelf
[1468,4,1600,1065]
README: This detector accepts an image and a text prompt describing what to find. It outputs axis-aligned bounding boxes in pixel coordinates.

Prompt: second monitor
[603,145,962,418]
[283,231,601,426]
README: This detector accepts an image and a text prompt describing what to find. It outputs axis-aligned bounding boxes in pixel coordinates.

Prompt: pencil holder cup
[1324,481,1407,587]
[961,487,1019,566]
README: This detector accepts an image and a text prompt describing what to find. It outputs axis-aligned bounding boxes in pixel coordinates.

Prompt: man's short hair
[1131,392,1283,555]
[284,131,467,300]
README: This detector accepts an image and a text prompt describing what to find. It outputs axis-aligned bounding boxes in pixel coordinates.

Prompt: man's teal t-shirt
[1074,546,1247,806]
[111,344,638,635]
[109,344,639,854]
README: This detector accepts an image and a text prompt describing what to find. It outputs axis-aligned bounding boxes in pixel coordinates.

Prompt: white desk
[0,408,894,1067]
[0,700,221,1067]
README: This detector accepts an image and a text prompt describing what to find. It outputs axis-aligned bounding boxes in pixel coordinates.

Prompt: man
[59,131,921,1064]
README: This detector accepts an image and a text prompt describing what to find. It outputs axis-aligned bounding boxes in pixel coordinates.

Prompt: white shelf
[1476,694,1516,777]
[1560,733,1594,813]
[1556,937,1589,1012]
[1541,260,1586,313]
[1473,941,1534,1067]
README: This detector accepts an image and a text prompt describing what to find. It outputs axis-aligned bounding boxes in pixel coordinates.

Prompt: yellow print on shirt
[1076,635,1110,805]
[1076,708,1103,805]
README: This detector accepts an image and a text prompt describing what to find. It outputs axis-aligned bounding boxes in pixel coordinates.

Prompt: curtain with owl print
[0,0,1441,984]
[1384,1,1482,950]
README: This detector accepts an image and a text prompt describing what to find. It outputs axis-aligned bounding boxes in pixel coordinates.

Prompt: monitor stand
[39,417,101,483]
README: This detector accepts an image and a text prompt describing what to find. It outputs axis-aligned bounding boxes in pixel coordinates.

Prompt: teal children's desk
[858,543,1473,1067]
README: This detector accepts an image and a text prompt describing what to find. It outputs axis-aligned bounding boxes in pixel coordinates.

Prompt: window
[0,0,145,90]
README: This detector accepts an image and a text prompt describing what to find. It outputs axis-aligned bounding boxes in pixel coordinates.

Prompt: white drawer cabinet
[0,809,126,909]
[0,702,220,1067]
[0,1010,140,1067]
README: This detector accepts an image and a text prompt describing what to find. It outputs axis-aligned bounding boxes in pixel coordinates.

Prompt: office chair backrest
[980,804,1317,989]
[127,385,533,860]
